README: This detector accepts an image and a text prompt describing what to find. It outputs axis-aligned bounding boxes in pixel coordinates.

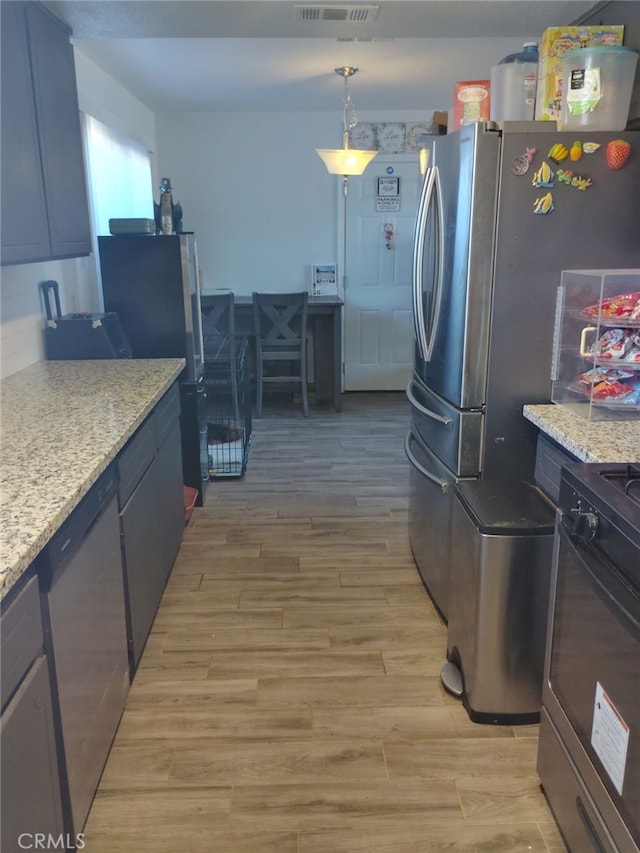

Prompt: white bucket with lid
[559,45,639,131]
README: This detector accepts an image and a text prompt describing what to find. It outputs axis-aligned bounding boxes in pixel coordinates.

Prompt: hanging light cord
[342,71,358,149]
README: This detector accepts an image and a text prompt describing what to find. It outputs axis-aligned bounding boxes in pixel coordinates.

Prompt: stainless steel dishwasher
[40,464,129,837]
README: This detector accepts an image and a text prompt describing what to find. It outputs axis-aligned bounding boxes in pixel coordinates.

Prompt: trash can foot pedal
[441,661,463,698]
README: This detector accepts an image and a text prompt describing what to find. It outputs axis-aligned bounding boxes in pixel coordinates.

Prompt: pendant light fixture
[316,66,377,177]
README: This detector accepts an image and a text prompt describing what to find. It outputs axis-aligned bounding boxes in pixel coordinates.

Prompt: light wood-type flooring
[83,392,567,852]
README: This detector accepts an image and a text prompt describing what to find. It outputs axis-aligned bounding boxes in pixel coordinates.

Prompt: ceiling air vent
[294,5,380,23]
[336,35,394,42]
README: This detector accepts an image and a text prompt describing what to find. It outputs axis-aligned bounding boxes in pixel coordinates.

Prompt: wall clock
[376,122,406,154]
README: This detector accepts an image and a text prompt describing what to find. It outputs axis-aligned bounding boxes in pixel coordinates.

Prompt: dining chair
[252,291,309,417]
[201,290,242,422]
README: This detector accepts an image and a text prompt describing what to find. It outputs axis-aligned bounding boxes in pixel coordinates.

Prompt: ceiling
[45,0,608,112]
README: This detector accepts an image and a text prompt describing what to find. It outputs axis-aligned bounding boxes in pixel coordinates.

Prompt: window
[82,113,154,239]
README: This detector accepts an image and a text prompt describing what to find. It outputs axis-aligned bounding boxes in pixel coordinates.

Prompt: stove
[539,460,640,853]
[602,463,640,508]
[559,461,640,592]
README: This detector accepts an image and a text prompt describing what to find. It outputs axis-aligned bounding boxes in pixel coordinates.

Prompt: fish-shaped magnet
[533,192,554,214]
[532,161,554,188]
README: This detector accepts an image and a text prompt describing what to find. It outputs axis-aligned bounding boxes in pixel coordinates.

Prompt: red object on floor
[183,486,198,524]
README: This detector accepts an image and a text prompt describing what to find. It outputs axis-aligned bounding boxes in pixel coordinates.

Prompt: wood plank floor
[83,392,567,852]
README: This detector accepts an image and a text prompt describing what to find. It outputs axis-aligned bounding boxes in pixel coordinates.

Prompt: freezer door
[405,426,455,622]
[406,374,483,477]
[412,125,500,409]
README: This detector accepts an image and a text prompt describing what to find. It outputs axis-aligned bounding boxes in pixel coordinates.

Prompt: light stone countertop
[1,358,185,599]
[523,404,640,463]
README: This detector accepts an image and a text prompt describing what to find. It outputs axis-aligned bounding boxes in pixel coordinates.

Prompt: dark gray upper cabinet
[1,2,91,266]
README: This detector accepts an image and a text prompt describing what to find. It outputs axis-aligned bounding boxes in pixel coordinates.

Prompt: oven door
[546,511,640,849]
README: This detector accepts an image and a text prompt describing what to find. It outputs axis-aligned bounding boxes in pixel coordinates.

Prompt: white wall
[0,257,95,378]
[0,51,156,379]
[155,108,434,296]
[1,41,436,376]
[74,51,157,156]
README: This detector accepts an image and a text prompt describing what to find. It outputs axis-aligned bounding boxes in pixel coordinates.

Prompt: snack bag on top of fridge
[452,80,490,129]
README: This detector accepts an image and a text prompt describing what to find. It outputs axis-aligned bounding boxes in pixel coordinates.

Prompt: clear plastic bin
[559,46,639,131]
[551,269,640,420]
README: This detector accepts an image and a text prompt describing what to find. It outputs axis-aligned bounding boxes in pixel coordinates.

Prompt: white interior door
[343,157,420,391]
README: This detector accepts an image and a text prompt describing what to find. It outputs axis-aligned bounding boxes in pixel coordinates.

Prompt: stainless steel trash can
[442,480,555,724]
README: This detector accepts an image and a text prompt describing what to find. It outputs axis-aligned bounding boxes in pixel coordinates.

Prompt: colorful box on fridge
[452,81,491,129]
[534,25,624,121]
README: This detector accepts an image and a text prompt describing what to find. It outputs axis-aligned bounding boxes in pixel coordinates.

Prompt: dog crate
[203,335,252,478]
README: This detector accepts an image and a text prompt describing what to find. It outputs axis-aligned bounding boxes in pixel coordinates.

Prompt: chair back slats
[252,291,309,417]
[202,291,241,421]
[202,291,235,353]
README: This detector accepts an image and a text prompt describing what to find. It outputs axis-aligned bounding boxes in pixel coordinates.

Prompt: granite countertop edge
[1,359,185,600]
[523,404,640,463]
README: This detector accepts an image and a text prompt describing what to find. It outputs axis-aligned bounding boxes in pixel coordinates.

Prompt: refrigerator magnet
[532,161,555,188]
[511,147,537,176]
[556,168,593,190]
[533,191,554,214]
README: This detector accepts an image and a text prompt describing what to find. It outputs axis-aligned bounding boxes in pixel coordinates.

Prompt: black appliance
[537,462,640,853]
[39,465,129,838]
[98,233,209,505]
[98,234,204,381]
[40,280,132,360]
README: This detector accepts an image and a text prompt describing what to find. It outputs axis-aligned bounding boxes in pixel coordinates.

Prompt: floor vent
[294,5,380,23]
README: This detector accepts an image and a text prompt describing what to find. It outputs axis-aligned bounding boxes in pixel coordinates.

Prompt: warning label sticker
[591,681,630,796]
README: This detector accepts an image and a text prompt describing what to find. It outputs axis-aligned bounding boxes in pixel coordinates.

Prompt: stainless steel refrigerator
[406,122,640,622]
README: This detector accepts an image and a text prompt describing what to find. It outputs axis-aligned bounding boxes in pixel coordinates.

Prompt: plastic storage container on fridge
[490,43,538,122]
[559,46,639,131]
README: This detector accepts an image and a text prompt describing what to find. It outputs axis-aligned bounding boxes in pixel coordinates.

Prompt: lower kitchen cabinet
[153,382,185,584]
[0,379,185,845]
[1,575,65,852]
[41,470,130,839]
[118,382,184,674]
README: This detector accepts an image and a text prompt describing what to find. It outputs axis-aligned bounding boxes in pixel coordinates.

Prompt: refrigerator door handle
[404,431,449,494]
[412,165,444,363]
[406,379,453,429]
[412,167,433,361]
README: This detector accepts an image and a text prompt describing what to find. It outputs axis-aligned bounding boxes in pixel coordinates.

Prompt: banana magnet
[548,143,569,163]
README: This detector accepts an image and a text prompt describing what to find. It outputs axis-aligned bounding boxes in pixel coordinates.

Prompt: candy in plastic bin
[622,345,640,363]
[594,328,634,360]
[613,380,640,405]
[591,380,634,400]
[578,367,634,385]
[584,292,640,319]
